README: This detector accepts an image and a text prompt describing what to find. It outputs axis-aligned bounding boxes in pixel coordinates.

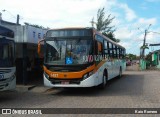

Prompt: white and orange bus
[38,27,126,88]
[0,25,16,91]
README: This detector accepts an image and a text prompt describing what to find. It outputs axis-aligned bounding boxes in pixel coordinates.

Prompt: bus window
[96,41,103,56]
[108,42,112,57]
[114,46,118,58]
[98,42,102,52]
[122,49,126,58]
[112,45,116,58]
[119,48,122,58]
[104,40,108,55]
[95,35,103,56]
[117,47,119,58]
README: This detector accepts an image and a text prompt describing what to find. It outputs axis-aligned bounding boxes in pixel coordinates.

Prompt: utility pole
[0,12,2,24]
[141,30,147,58]
[141,24,151,58]
[2,9,20,25]
[16,14,20,25]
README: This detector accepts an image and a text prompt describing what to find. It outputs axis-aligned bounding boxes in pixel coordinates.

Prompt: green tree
[103,32,120,43]
[93,7,120,42]
[126,53,137,60]
[140,45,149,49]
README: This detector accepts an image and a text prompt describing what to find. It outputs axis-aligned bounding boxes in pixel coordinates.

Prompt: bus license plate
[61,81,69,84]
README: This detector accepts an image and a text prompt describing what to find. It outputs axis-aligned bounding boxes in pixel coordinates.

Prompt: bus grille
[0,69,12,82]
[0,69,11,74]
[0,79,7,82]
[49,78,82,84]
[0,83,9,90]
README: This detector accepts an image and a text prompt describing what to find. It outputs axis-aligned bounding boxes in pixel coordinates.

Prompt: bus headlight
[83,71,93,80]
[83,74,88,79]
[44,72,49,79]
[88,71,93,76]
[10,74,15,81]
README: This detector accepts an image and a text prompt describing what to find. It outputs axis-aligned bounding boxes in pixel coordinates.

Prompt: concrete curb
[16,85,36,92]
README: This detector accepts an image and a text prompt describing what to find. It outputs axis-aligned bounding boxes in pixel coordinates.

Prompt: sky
[0,0,160,55]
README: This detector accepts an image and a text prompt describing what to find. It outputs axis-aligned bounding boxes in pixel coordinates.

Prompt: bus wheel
[99,72,107,89]
[118,67,122,78]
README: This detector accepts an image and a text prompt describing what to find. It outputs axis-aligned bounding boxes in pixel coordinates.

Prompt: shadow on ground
[50,74,144,97]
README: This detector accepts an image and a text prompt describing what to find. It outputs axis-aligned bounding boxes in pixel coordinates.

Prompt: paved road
[0,65,160,116]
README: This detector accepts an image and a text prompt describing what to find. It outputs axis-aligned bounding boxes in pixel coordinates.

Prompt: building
[151,49,160,69]
[0,18,47,84]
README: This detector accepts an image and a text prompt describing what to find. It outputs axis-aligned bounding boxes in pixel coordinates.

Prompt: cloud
[115,27,134,40]
[119,3,137,22]
[137,18,157,26]
[146,30,160,44]
[0,0,159,55]
[119,42,132,49]
[0,0,106,27]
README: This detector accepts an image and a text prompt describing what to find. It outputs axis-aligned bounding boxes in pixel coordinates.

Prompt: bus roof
[93,29,125,49]
[47,27,125,49]
[48,27,93,31]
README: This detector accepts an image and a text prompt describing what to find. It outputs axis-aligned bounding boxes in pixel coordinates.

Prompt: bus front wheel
[99,72,107,89]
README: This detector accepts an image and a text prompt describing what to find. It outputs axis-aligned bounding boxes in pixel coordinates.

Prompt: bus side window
[119,48,122,58]
[104,40,108,56]
[117,47,119,58]
[114,46,118,58]
[122,49,126,58]
[112,45,115,58]
[108,42,112,58]
[97,41,103,56]
[95,40,98,55]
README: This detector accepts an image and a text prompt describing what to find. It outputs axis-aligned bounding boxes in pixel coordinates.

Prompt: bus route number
[51,73,58,78]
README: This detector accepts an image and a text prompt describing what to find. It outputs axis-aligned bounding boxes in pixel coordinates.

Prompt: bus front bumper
[0,75,16,91]
[44,73,99,88]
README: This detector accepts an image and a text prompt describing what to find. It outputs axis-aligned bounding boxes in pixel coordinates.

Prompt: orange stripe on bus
[94,60,106,72]
[43,64,95,79]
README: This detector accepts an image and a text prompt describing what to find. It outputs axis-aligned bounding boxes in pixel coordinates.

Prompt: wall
[1,24,47,44]
[156,52,160,69]
[25,25,47,43]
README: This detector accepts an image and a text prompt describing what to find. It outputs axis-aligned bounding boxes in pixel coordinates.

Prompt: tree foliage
[94,7,120,43]
[96,8,115,32]
[126,53,137,60]
[140,45,149,49]
[103,32,120,43]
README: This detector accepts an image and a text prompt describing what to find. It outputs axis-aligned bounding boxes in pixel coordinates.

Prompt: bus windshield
[0,38,14,67]
[45,38,93,65]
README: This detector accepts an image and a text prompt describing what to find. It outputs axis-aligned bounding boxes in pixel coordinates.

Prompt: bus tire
[99,72,107,89]
[118,67,122,78]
